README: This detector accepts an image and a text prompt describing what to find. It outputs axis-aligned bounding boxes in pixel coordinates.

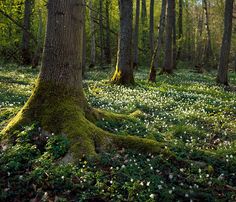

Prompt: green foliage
[0,65,236,201]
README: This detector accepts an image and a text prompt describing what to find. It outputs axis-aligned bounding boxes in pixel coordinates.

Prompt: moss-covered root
[86,108,143,123]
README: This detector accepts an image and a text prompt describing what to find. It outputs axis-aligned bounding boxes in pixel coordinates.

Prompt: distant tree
[89,0,96,68]
[133,0,140,69]
[162,0,175,74]
[104,0,111,64]
[217,0,234,86]
[172,0,177,69]
[111,0,134,85]
[22,0,34,65]
[149,0,154,63]
[177,0,183,60]
[149,0,166,82]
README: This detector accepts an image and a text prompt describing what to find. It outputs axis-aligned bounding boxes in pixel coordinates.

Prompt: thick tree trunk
[217,0,234,86]
[111,0,134,85]
[177,0,183,60]
[149,0,166,82]
[2,0,169,162]
[133,0,140,69]
[104,0,111,64]
[32,9,43,69]
[22,0,33,65]
[162,0,175,74]
[149,0,154,62]
[89,0,96,68]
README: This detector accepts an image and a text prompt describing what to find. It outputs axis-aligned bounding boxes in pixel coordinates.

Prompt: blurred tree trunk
[217,0,234,86]
[177,0,183,60]
[99,0,104,65]
[133,0,140,69]
[22,0,34,65]
[203,0,213,67]
[162,0,175,74]
[149,0,166,82]
[89,0,96,68]
[141,0,147,50]
[172,1,177,69]
[104,0,111,64]
[111,0,134,85]
[32,9,43,69]
[149,0,154,64]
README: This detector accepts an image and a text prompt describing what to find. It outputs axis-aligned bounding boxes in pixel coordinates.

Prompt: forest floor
[0,63,236,201]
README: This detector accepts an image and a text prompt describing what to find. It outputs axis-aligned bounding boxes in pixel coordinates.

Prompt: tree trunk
[2,0,170,163]
[22,0,33,65]
[104,0,111,64]
[149,0,166,82]
[149,0,154,63]
[172,1,177,69]
[32,9,43,69]
[141,0,147,50]
[177,0,183,60]
[217,0,234,86]
[133,0,140,69]
[111,0,134,85]
[99,0,104,65]
[162,0,175,74]
[203,0,213,67]
[82,20,86,78]
[89,0,96,68]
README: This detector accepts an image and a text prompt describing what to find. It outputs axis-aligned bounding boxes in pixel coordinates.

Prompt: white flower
[147,181,150,186]
[150,194,155,199]
[158,185,162,189]
[169,174,173,179]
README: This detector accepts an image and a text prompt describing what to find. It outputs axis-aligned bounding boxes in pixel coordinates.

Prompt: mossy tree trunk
[2,0,170,162]
[217,0,234,86]
[111,0,134,85]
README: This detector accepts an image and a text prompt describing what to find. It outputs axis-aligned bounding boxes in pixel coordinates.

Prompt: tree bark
[162,0,175,74]
[111,0,134,85]
[149,0,166,82]
[89,0,96,68]
[22,0,34,65]
[172,1,177,69]
[149,0,154,62]
[82,20,86,78]
[217,0,234,86]
[177,0,183,60]
[104,0,111,64]
[203,0,213,67]
[133,0,140,69]
[32,9,43,69]
[99,0,104,65]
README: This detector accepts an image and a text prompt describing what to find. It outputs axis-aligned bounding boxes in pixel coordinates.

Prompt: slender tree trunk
[149,0,154,62]
[133,0,140,69]
[22,0,33,65]
[104,0,111,64]
[111,0,134,85]
[162,0,175,74]
[149,0,166,82]
[172,1,177,69]
[217,0,234,86]
[177,0,183,60]
[32,9,43,69]
[99,0,104,65]
[203,0,213,67]
[89,0,96,68]
[141,0,147,50]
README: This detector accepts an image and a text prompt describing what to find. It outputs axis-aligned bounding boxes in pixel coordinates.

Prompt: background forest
[0,0,236,201]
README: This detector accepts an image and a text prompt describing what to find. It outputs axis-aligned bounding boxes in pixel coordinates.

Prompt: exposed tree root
[1,80,172,163]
